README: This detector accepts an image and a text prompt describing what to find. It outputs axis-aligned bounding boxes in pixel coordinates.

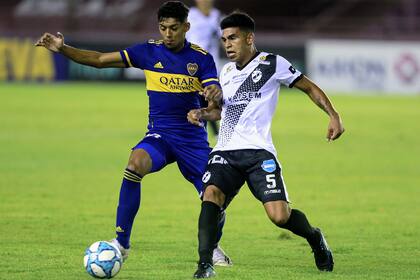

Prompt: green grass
[1,82,419,280]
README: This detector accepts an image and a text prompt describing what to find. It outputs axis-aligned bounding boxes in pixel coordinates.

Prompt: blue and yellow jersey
[120,39,219,142]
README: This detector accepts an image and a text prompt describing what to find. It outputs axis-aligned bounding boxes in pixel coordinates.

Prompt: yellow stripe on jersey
[144,70,204,93]
[190,43,208,55]
[123,50,133,67]
[202,78,219,84]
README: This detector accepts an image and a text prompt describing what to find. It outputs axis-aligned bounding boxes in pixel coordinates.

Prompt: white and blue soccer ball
[84,241,122,279]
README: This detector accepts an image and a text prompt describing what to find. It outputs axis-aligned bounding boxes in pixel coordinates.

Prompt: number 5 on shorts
[266,174,276,188]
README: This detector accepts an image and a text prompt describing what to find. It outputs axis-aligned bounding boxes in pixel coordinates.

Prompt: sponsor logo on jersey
[202,171,211,183]
[226,91,261,103]
[144,70,203,93]
[160,76,196,90]
[261,159,276,172]
[154,61,164,69]
[252,69,263,83]
[187,63,199,76]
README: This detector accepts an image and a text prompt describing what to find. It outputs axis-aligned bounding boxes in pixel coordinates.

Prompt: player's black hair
[220,11,255,32]
[157,1,189,22]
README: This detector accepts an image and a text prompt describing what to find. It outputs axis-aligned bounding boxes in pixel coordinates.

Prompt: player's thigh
[203,151,245,208]
[129,133,175,176]
[246,150,290,204]
[173,141,212,194]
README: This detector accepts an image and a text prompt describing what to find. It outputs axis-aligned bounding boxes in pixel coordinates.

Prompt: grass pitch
[1,82,419,280]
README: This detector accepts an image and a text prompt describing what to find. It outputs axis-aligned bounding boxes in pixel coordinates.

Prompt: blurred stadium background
[1,0,420,94]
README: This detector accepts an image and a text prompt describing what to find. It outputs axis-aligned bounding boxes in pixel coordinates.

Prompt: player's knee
[269,212,290,226]
[265,202,291,226]
[203,185,225,207]
[127,149,152,177]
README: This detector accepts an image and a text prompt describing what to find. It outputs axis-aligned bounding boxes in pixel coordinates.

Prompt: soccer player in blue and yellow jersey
[35,1,232,266]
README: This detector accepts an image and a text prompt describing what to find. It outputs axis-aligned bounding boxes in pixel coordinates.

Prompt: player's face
[159,18,190,52]
[195,0,213,9]
[221,27,254,65]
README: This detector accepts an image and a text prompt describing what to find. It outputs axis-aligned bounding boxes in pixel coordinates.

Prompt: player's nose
[165,30,172,37]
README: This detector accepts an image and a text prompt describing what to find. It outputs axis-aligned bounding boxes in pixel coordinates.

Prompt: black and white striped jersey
[213,52,303,156]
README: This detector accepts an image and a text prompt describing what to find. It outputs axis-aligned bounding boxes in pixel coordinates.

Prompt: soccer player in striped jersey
[188,12,344,278]
[187,0,223,138]
[35,1,231,266]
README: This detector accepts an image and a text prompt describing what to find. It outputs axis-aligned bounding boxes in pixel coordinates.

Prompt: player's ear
[246,32,255,45]
[184,21,191,32]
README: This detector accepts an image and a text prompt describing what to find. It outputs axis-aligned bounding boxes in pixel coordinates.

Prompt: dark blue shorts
[132,132,211,195]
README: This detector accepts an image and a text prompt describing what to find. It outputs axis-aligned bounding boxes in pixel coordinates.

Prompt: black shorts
[202,149,289,206]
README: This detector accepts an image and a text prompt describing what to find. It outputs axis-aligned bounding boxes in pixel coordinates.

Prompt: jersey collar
[236,51,261,71]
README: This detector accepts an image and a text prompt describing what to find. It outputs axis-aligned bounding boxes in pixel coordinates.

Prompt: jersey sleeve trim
[120,50,133,67]
[202,78,219,84]
[201,78,220,88]
[289,73,303,88]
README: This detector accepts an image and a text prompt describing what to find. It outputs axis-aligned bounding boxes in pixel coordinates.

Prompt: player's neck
[167,40,186,53]
[236,48,258,70]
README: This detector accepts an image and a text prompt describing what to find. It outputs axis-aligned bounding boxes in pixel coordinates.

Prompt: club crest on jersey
[187,63,199,76]
[261,159,276,172]
[202,171,211,183]
[252,69,263,83]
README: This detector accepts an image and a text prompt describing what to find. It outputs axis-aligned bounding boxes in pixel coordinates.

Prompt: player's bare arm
[187,100,221,127]
[35,32,125,68]
[294,76,345,141]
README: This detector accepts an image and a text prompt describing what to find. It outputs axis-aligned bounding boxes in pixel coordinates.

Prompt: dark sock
[198,201,221,264]
[279,209,316,242]
[215,210,226,245]
[115,169,142,249]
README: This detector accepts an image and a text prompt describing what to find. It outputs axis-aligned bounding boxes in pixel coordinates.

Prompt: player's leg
[114,135,173,259]
[263,201,334,271]
[247,150,333,271]
[174,143,232,266]
[193,151,244,278]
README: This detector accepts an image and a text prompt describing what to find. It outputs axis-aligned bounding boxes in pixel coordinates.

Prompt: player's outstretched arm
[294,76,345,142]
[187,100,221,127]
[35,32,125,68]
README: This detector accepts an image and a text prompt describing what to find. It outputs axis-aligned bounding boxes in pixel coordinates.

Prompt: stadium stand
[1,0,419,43]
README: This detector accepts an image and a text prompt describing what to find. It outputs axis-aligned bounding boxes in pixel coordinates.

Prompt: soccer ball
[84,241,122,279]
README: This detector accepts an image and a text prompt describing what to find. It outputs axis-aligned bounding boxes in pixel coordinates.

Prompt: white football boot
[110,238,130,262]
[212,245,232,267]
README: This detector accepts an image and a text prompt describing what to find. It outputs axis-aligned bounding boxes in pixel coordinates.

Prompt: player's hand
[326,115,344,142]
[187,109,204,127]
[203,84,222,102]
[35,32,64,53]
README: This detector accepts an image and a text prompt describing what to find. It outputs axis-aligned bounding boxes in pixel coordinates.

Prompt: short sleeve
[275,55,303,88]
[119,43,148,69]
[199,53,220,88]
